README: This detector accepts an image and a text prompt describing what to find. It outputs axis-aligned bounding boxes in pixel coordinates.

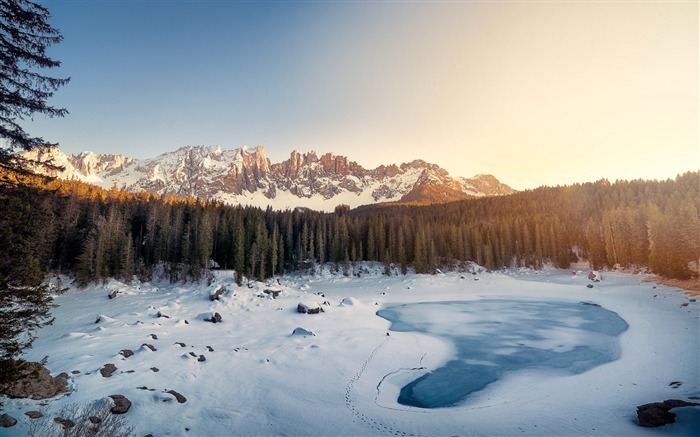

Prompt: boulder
[166,390,187,403]
[637,399,700,427]
[109,395,131,414]
[588,271,602,282]
[54,417,75,430]
[107,290,118,299]
[100,363,117,378]
[119,349,134,358]
[297,301,323,314]
[263,289,281,299]
[202,312,223,323]
[0,414,17,428]
[140,343,157,352]
[210,285,225,301]
[25,411,43,419]
[0,362,68,399]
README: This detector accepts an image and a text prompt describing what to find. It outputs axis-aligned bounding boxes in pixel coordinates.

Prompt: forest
[1,168,698,291]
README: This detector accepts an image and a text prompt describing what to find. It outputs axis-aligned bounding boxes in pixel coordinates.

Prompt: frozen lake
[377,299,629,408]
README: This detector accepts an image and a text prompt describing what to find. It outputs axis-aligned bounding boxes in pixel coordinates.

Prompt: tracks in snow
[345,337,437,437]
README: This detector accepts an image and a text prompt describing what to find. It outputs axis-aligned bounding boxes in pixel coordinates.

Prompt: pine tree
[270,223,279,277]
[233,217,245,284]
[120,235,134,283]
[316,220,325,271]
[0,0,70,168]
[277,229,285,276]
[0,182,57,387]
[383,248,391,276]
[74,234,96,287]
[413,230,426,274]
[397,227,407,275]
[366,224,376,261]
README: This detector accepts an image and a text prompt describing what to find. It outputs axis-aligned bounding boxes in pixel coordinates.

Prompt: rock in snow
[0,414,17,428]
[99,363,117,378]
[119,349,134,358]
[166,390,187,404]
[24,411,43,419]
[636,399,700,427]
[109,395,132,414]
[210,286,225,301]
[0,362,68,399]
[203,312,223,323]
[297,301,323,314]
[588,271,602,282]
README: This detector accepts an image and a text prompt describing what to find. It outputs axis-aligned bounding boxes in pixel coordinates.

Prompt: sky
[19,0,699,190]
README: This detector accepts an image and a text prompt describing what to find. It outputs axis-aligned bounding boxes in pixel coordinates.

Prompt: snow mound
[291,327,315,337]
[94,315,115,324]
[340,297,363,307]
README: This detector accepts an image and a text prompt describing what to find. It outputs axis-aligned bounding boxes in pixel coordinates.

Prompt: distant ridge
[24,145,515,211]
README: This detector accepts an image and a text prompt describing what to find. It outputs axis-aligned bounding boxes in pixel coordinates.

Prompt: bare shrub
[27,400,135,437]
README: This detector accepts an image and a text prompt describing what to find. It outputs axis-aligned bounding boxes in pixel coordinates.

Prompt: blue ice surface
[376,299,628,409]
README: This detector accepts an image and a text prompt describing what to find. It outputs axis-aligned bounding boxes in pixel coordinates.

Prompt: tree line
[1,167,697,383]
[1,168,698,289]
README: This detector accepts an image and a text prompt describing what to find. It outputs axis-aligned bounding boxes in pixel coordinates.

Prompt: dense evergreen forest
[1,169,698,288]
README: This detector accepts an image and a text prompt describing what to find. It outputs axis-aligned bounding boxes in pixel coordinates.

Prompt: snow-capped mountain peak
[25,145,515,211]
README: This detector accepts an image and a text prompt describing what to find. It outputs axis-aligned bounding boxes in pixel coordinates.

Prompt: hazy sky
[25,0,699,190]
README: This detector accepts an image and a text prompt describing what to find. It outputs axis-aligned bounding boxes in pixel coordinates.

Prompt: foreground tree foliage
[0,0,69,169]
[0,0,68,389]
[0,174,56,386]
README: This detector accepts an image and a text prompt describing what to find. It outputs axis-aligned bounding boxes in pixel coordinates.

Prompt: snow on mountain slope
[24,145,516,211]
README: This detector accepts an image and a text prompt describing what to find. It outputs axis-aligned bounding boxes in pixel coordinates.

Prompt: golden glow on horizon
[29,1,698,190]
[289,2,698,189]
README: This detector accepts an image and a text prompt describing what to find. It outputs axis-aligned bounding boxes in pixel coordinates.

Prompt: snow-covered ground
[3,265,698,436]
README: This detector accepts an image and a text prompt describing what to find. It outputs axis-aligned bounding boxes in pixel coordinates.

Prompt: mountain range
[24,145,515,211]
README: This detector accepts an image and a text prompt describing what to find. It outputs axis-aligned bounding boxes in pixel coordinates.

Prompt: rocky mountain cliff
[24,145,515,211]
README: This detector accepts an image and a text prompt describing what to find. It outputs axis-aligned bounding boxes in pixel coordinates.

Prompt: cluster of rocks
[0,362,68,399]
[263,289,281,299]
[1,288,231,432]
[0,362,68,429]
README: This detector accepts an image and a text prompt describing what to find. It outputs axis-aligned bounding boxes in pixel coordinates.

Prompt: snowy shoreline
[2,266,699,436]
